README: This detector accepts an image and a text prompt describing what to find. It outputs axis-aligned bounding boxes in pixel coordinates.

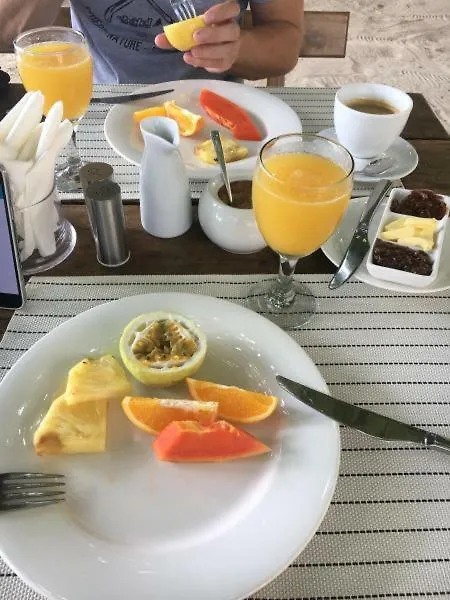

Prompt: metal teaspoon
[211,130,233,205]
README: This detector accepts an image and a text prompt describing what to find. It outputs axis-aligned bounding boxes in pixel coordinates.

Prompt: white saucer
[321,196,450,293]
[318,128,418,183]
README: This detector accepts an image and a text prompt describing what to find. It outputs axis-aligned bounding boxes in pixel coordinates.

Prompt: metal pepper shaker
[79,162,114,192]
[84,179,130,267]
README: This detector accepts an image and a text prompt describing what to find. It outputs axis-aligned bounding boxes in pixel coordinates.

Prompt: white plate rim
[0,293,340,600]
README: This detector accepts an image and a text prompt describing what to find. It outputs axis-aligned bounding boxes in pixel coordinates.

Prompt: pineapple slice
[65,355,132,405]
[33,395,107,456]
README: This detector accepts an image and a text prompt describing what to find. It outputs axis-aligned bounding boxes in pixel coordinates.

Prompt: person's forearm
[0,0,62,50]
[231,21,302,80]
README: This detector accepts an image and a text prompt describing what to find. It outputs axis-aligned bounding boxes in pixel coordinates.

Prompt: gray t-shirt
[70,0,269,84]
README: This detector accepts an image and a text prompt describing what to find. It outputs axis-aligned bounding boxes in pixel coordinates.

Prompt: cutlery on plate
[0,472,65,511]
[277,376,450,454]
[359,155,397,177]
[329,179,392,289]
[211,130,234,204]
[91,89,174,104]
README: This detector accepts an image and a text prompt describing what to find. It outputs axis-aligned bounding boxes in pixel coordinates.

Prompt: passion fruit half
[119,312,207,386]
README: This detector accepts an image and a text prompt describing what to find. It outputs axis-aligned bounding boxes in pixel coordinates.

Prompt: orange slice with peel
[164,101,204,136]
[163,15,206,52]
[133,105,167,124]
[122,396,218,435]
[186,378,278,423]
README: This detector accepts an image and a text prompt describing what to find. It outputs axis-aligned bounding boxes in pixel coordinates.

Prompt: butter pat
[380,226,415,241]
[380,216,436,251]
[398,236,433,251]
[195,136,248,165]
[384,216,436,231]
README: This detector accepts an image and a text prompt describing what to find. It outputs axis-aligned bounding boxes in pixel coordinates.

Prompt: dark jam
[391,189,447,220]
[372,239,433,276]
[218,180,253,209]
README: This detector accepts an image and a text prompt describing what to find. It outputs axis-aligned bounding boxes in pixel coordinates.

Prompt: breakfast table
[0,83,449,600]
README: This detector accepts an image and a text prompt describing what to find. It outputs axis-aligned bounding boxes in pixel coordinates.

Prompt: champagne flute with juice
[249,133,354,328]
[14,26,93,192]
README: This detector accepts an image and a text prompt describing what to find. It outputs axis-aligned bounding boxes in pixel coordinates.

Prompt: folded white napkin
[0,92,73,261]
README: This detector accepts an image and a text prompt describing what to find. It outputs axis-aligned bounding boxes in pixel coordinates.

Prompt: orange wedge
[133,105,167,124]
[164,101,204,136]
[122,396,218,435]
[186,379,278,424]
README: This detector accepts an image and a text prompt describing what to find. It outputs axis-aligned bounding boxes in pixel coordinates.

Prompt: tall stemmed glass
[14,26,93,192]
[249,133,354,328]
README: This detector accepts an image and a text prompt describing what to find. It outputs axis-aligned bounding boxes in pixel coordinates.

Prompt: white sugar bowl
[198,172,266,254]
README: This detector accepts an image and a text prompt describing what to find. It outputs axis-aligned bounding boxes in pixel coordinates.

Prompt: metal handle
[359,179,392,229]
[91,89,174,104]
[210,130,233,205]
[427,434,450,454]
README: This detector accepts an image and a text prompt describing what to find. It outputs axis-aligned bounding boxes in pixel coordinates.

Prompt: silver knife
[91,89,174,104]
[277,375,450,454]
[329,179,392,289]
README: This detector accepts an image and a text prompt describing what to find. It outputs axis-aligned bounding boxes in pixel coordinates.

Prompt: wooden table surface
[0,84,449,335]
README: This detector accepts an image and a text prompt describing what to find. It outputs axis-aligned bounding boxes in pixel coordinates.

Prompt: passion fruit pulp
[119,312,207,386]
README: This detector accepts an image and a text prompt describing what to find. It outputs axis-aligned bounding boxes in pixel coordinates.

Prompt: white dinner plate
[104,80,302,179]
[322,197,450,293]
[0,293,339,600]
[318,128,419,183]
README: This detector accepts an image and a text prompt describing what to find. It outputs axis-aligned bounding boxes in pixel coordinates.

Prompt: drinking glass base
[247,279,316,329]
[56,160,84,193]
[22,219,77,276]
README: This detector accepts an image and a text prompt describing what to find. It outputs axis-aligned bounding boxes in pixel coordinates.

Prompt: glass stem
[268,254,299,308]
[64,128,82,170]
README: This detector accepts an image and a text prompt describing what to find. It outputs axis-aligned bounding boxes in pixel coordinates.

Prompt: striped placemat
[0,274,449,600]
[58,86,399,203]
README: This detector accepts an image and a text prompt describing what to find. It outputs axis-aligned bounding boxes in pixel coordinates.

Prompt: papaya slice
[199,89,262,141]
[153,420,271,462]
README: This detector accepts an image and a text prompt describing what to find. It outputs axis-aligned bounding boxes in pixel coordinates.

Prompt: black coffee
[346,98,397,115]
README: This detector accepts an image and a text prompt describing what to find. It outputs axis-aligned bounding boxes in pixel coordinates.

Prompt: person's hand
[155,1,241,73]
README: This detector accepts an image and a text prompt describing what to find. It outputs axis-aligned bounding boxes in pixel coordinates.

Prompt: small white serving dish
[198,172,266,254]
[366,188,449,288]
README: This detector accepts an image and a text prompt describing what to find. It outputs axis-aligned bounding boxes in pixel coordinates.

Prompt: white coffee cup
[334,83,413,158]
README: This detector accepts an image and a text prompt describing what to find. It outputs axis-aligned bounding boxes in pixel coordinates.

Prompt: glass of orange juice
[14,27,93,192]
[250,133,354,327]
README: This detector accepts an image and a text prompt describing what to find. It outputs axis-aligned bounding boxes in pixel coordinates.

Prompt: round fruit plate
[0,293,339,600]
[104,79,302,179]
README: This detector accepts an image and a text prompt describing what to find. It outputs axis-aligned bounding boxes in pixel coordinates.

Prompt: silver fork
[169,0,197,21]
[0,472,65,512]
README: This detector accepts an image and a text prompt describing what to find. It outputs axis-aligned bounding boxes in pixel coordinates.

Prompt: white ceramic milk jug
[139,117,191,238]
